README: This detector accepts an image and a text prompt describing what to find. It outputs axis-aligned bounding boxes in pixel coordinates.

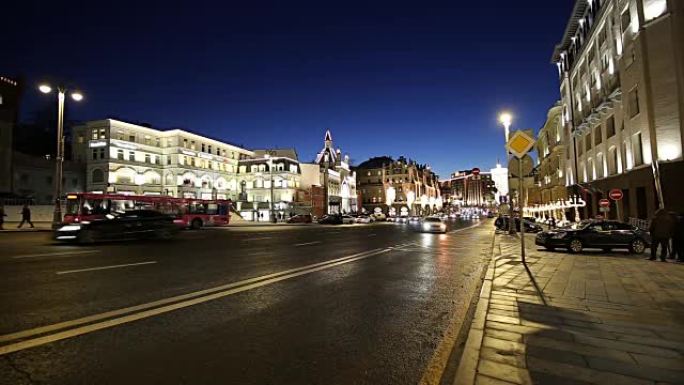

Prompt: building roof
[551,0,589,63]
[356,156,394,169]
[253,149,299,161]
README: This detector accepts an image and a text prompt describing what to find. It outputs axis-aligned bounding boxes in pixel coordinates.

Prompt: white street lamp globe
[39,84,52,94]
[499,112,512,127]
[71,92,84,101]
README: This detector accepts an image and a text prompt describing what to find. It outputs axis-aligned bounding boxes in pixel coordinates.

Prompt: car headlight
[440,224,446,230]
[58,225,82,231]
[551,232,567,239]
[423,224,430,231]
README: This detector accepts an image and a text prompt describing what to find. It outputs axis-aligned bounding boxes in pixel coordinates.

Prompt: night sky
[5,0,573,177]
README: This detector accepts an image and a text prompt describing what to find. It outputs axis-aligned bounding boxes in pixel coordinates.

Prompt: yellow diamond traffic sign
[507,130,535,159]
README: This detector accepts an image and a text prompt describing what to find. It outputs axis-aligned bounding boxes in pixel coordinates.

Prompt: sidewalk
[0,222,53,232]
[455,233,684,385]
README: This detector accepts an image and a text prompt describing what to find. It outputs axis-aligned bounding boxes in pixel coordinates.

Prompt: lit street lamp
[39,83,84,228]
[499,111,516,234]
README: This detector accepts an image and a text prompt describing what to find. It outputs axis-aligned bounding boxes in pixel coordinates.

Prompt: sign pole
[519,158,526,264]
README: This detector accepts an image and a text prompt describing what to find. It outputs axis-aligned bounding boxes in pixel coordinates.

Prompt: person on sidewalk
[0,202,6,230]
[648,209,675,261]
[17,204,35,229]
[673,213,684,263]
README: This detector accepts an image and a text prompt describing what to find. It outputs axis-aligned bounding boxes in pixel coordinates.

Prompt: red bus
[63,193,232,229]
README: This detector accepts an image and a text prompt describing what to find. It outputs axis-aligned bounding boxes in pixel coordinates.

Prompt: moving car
[55,210,178,243]
[535,220,649,254]
[494,216,543,233]
[420,217,447,233]
[287,214,312,223]
[318,214,343,225]
[341,215,355,224]
[355,215,375,224]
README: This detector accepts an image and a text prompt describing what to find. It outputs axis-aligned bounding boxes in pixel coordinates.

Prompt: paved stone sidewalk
[0,222,53,232]
[454,233,684,385]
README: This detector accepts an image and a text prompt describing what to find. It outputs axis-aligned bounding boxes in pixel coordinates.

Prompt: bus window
[66,198,81,215]
[207,203,218,215]
[217,203,229,216]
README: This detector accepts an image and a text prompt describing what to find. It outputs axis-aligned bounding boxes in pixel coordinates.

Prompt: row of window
[85,128,248,161]
[577,132,644,183]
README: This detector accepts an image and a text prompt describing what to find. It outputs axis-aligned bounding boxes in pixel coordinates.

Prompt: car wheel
[568,239,583,254]
[191,218,203,230]
[629,239,646,254]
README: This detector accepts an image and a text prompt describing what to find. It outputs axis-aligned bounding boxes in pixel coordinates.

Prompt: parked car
[494,216,543,233]
[341,215,355,224]
[287,214,312,223]
[318,214,343,225]
[420,217,447,233]
[355,215,375,224]
[55,210,178,243]
[372,213,387,221]
[535,220,650,254]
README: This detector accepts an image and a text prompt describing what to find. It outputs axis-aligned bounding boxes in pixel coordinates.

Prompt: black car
[535,220,649,254]
[494,216,543,233]
[55,210,179,243]
[317,214,343,225]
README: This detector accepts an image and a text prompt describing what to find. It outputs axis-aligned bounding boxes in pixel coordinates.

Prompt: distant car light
[423,223,431,231]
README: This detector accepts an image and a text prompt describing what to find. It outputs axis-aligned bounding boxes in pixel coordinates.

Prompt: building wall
[0,76,21,194]
[72,119,253,199]
[553,0,683,219]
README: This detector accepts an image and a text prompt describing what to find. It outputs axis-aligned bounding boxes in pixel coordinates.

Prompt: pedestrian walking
[0,202,6,230]
[673,213,684,263]
[17,204,35,229]
[648,209,675,261]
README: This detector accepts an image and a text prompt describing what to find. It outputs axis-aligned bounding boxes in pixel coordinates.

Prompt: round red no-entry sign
[609,189,623,201]
[599,199,611,207]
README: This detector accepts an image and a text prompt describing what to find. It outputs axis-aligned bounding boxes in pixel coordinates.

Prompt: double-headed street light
[499,111,516,235]
[39,83,84,228]
[264,154,276,223]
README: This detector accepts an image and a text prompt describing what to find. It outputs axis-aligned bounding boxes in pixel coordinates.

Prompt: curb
[452,234,498,385]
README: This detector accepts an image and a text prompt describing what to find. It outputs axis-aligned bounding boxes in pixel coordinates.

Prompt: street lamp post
[264,154,276,223]
[499,112,516,235]
[39,84,83,228]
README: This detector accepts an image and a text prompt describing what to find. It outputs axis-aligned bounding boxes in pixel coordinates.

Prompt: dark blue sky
[5,0,573,177]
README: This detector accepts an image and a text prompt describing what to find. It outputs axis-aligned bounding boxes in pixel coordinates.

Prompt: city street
[0,219,493,385]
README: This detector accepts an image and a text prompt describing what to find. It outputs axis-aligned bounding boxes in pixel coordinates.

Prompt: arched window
[92,168,104,183]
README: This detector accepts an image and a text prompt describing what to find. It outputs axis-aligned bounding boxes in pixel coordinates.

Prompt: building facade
[440,169,496,209]
[308,130,357,215]
[534,103,568,209]
[553,0,684,220]
[0,76,21,195]
[356,156,441,216]
[72,119,254,199]
[236,149,304,221]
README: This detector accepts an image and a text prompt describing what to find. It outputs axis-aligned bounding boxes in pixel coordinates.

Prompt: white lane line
[448,222,482,234]
[244,237,273,241]
[56,261,157,275]
[11,250,100,259]
[0,248,391,355]
[294,241,322,247]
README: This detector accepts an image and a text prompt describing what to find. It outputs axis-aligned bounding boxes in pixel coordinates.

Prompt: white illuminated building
[490,163,509,203]
[236,149,302,221]
[552,0,684,218]
[72,119,253,198]
[310,130,357,214]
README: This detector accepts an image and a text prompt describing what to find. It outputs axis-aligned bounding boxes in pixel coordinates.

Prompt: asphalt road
[0,219,494,385]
